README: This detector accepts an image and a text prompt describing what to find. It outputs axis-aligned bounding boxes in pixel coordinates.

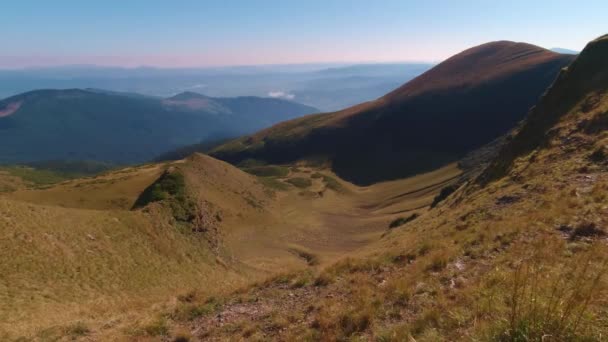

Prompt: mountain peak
[384,41,565,100]
[212,40,575,185]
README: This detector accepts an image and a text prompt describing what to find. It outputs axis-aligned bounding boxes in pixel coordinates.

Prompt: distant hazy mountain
[0,63,432,111]
[0,89,317,164]
[550,47,580,54]
[212,41,575,185]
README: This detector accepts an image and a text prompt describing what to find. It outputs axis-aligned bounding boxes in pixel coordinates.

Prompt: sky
[1,0,606,68]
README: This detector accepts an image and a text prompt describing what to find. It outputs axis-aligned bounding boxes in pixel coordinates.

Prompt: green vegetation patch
[258,177,290,192]
[286,177,312,188]
[0,160,113,187]
[243,165,289,178]
[134,170,186,207]
[0,165,70,185]
[322,175,345,192]
[133,169,196,222]
[26,160,114,176]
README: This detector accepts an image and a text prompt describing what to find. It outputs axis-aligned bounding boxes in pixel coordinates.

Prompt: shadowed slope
[481,34,608,183]
[212,41,575,185]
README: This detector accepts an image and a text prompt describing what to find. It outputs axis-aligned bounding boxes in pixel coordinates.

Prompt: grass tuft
[490,250,607,341]
[143,318,170,337]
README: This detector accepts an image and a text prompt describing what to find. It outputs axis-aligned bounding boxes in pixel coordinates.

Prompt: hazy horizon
[2,0,605,68]
[0,61,432,71]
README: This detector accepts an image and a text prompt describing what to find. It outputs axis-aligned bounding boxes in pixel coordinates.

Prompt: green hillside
[0,89,318,164]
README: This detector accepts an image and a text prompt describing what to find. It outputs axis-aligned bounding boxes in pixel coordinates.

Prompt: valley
[0,152,461,340]
[1,4,607,339]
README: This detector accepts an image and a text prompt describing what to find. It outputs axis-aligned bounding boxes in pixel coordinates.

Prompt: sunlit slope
[0,151,464,340]
[0,197,246,338]
[0,154,275,338]
[8,163,164,210]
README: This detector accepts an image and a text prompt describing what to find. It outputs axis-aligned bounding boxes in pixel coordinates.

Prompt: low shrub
[322,175,345,192]
[286,177,312,188]
[243,165,289,178]
[491,252,607,341]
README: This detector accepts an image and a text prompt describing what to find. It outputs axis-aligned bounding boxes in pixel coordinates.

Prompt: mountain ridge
[0,88,318,164]
[211,41,576,185]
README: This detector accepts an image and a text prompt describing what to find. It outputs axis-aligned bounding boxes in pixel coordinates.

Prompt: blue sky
[1,0,606,68]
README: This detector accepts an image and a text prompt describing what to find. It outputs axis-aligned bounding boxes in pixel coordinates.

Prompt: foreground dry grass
[0,152,460,340]
[157,124,608,340]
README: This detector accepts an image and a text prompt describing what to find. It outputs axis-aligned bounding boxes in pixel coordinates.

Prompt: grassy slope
[0,199,245,338]
[8,163,165,210]
[0,161,114,193]
[0,153,462,340]
[153,35,608,341]
[0,154,277,339]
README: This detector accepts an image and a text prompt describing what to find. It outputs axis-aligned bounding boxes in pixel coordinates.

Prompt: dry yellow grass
[8,163,165,210]
[0,152,461,340]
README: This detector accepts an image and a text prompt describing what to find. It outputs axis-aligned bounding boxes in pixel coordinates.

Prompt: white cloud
[268,90,295,100]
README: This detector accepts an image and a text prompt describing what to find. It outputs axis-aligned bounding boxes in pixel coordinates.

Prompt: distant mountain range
[550,47,580,55]
[0,89,317,164]
[0,63,432,111]
[211,41,576,185]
